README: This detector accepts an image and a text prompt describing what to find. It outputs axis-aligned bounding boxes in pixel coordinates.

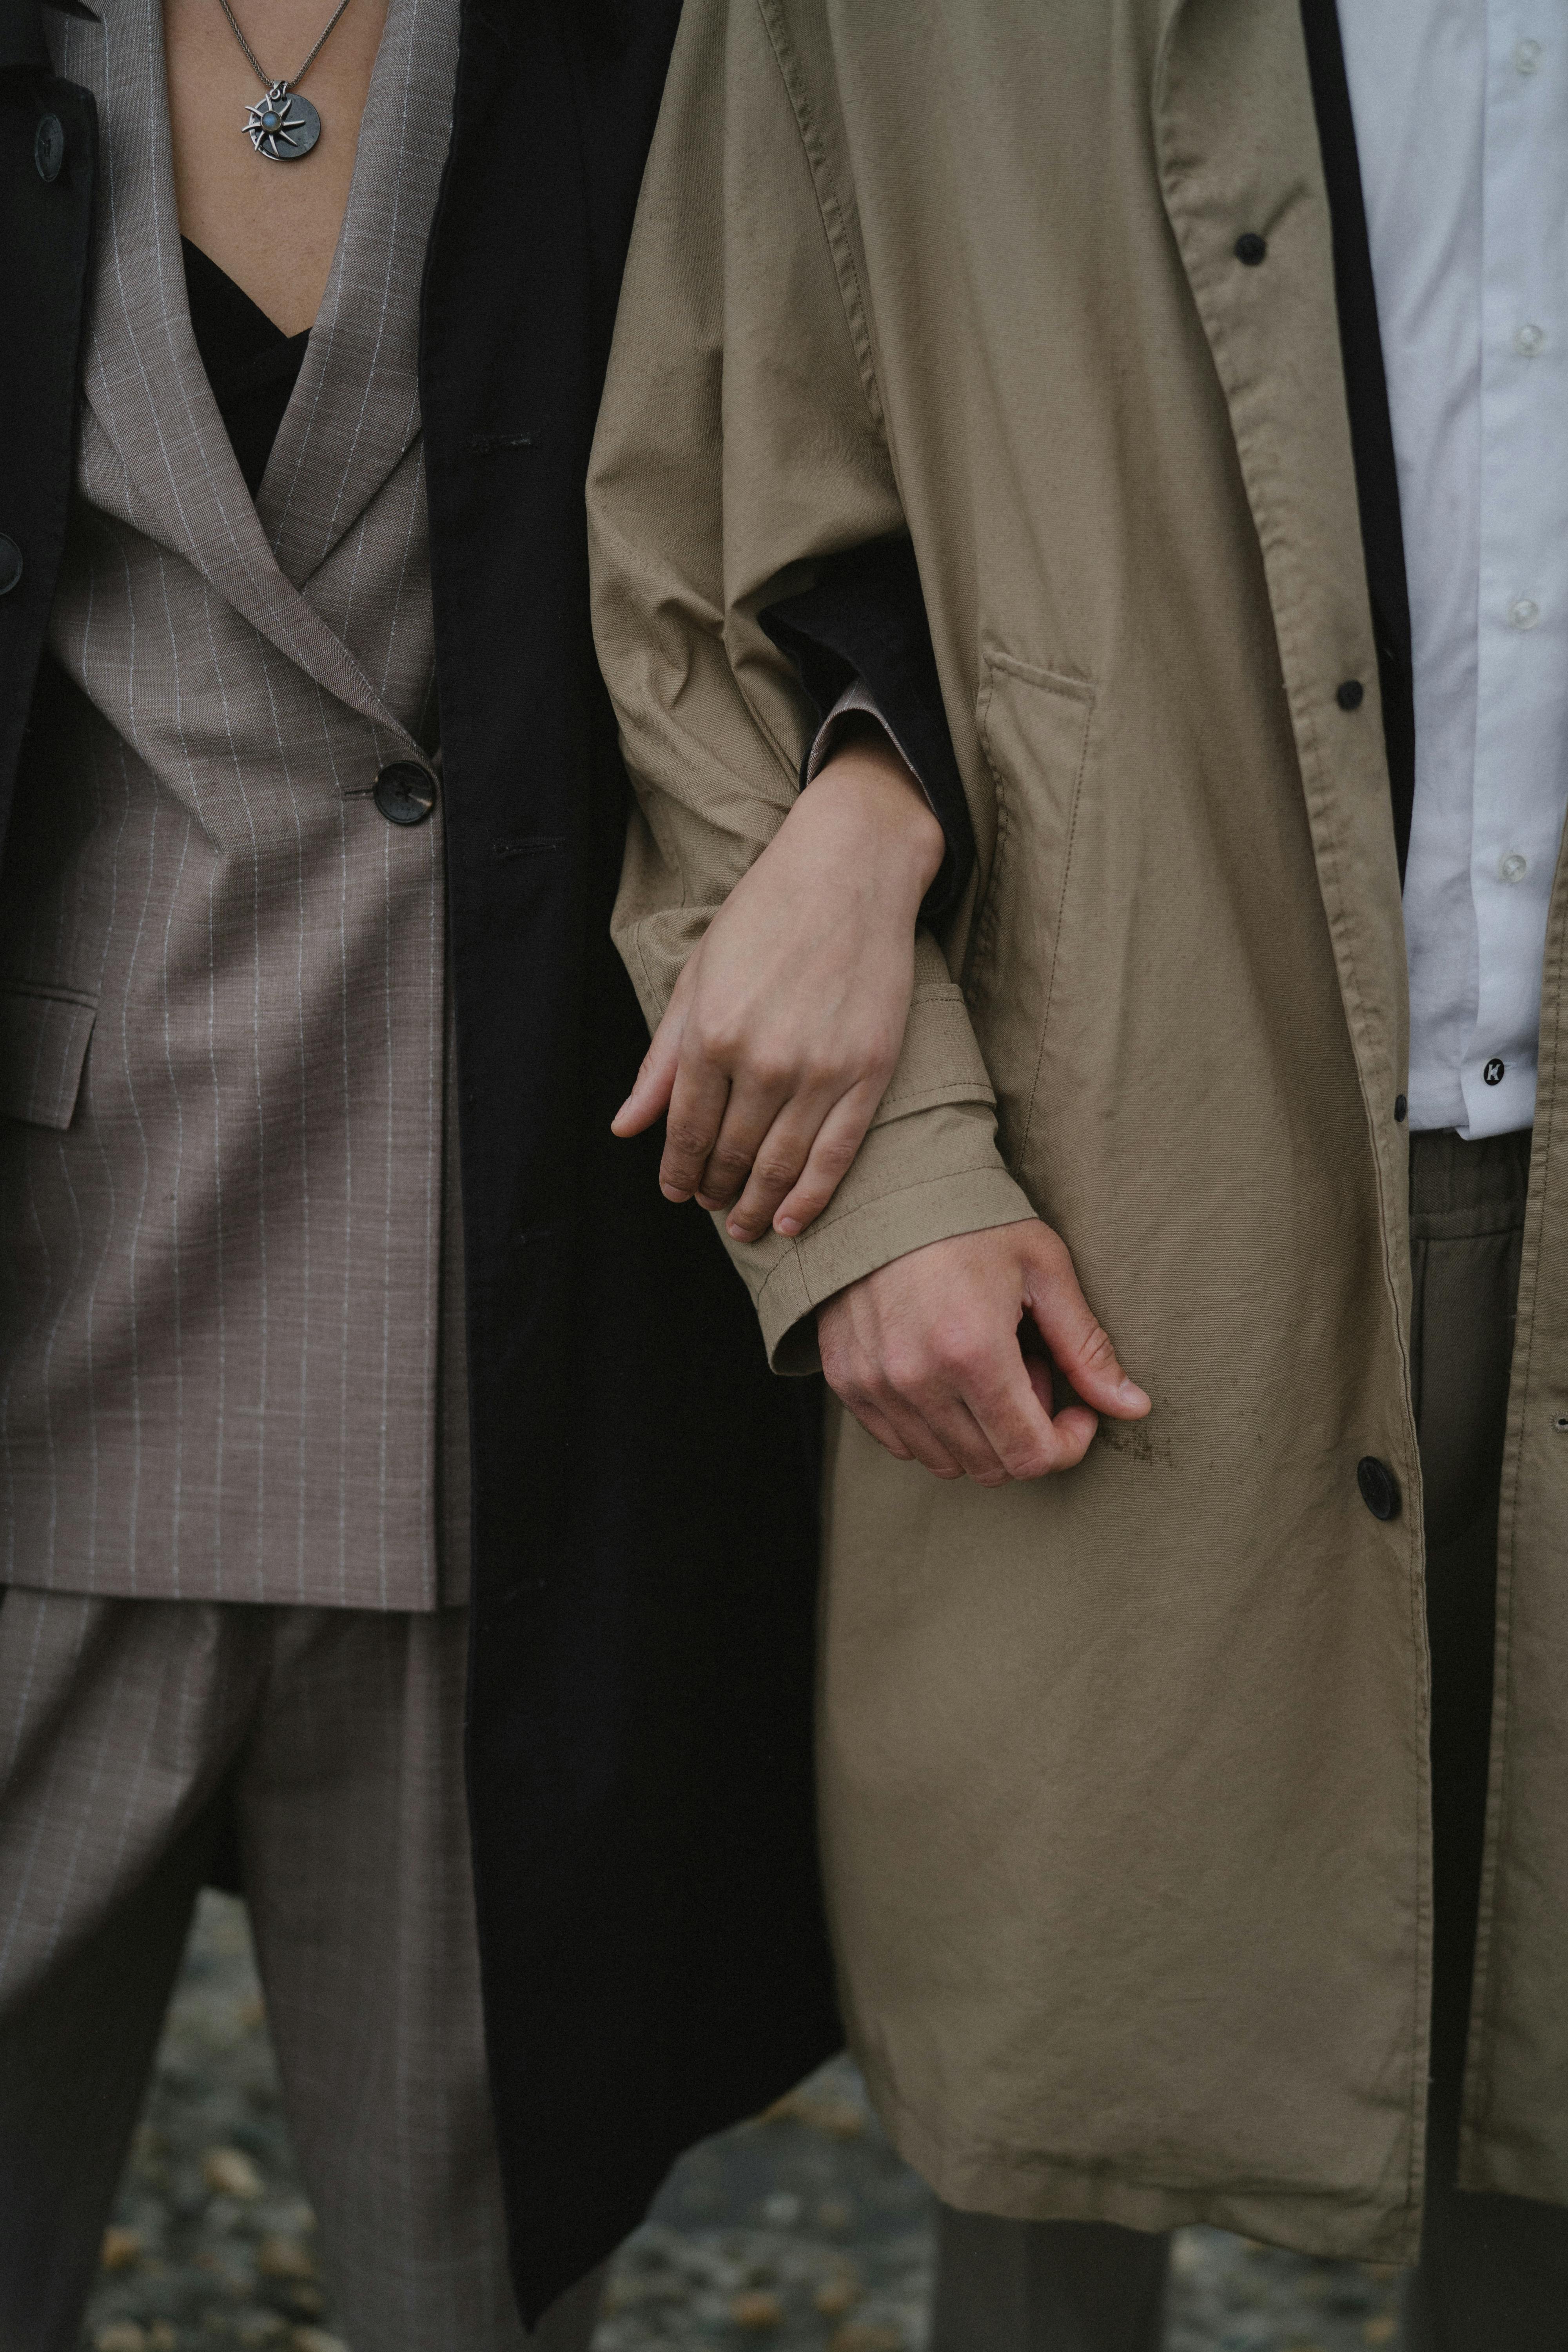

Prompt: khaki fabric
[0,1590,599,2352]
[590,0,1568,2261]
[0,0,470,1609]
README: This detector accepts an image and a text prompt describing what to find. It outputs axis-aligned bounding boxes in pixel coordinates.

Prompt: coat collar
[47,0,456,736]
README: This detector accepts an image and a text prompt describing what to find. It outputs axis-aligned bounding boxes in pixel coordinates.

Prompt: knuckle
[753,1154,799,1190]
[1078,1323,1118,1373]
[691,1014,742,1064]
[664,1119,713,1158]
[880,1347,929,1397]
[940,1332,991,1384]
[813,1136,858,1176]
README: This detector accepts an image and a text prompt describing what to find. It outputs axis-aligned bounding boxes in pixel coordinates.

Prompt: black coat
[0,0,838,2321]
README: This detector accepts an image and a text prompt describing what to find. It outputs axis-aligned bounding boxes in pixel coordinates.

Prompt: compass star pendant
[244,81,321,161]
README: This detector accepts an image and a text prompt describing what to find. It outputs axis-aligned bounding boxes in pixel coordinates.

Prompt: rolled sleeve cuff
[713,940,1036,1371]
[752,1150,1036,1374]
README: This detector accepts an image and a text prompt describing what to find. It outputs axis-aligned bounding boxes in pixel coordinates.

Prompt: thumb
[1020,1228,1150,1420]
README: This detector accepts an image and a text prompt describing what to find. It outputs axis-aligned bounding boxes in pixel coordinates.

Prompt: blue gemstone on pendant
[263,111,278,127]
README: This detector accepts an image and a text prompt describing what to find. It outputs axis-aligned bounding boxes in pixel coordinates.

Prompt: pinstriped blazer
[0,0,470,1606]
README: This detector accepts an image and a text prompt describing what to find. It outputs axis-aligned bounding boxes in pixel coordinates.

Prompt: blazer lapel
[50,0,444,748]
[260,0,460,587]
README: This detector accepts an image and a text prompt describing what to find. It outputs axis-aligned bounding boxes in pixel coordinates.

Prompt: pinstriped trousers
[0,1593,602,2352]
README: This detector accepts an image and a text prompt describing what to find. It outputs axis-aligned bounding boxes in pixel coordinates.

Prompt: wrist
[808,722,947,896]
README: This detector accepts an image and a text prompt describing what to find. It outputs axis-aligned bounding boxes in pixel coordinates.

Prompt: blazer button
[1234,231,1268,266]
[34,114,65,182]
[1357,1456,1400,1522]
[373,762,437,826]
[0,535,22,596]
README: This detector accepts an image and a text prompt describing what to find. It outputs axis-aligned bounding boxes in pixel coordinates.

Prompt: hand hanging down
[818,1221,1151,1485]
[612,719,946,1243]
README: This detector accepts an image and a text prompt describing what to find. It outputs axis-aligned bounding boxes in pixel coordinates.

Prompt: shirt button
[373,762,438,826]
[1499,852,1529,883]
[1516,323,1547,356]
[0,535,22,597]
[1234,232,1268,266]
[1485,1058,1506,1085]
[1517,37,1543,73]
[1509,597,1541,630]
[1357,1457,1400,1522]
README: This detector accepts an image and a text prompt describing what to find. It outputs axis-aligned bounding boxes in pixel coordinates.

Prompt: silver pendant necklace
[215,0,358,162]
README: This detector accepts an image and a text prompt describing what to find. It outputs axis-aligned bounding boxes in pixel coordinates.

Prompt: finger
[836,1392,915,1463]
[613,953,698,1138]
[658,1058,733,1202]
[771,1083,881,1238]
[611,1020,682,1138]
[723,1092,846,1241]
[1023,1241,1151,1419]
[693,1079,798,1213]
[841,1383,964,1479]
[875,1394,967,1478]
[911,1387,1014,1485]
[959,1343,1091,1480]
[1022,1354,1100,1465]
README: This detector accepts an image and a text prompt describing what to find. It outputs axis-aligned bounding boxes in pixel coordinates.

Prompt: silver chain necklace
[214,0,358,161]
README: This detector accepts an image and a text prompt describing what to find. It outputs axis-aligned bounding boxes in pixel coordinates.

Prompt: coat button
[0,535,22,597]
[1394,1094,1408,1122]
[1336,679,1364,710]
[1357,1456,1400,1522]
[34,114,65,182]
[1235,231,1268,265]
[373,762,437,826]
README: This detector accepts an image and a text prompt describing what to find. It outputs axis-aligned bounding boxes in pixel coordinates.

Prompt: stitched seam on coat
[972,656,1095,1175]
[754,0,885,429]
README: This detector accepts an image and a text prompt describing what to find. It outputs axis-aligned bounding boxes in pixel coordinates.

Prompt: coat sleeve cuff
[712,936,1036,1372]
[748,1152,1037,1374]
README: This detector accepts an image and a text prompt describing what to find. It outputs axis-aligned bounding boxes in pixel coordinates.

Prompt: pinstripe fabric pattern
[0,0,469,1607]
[0,1589,605,2352]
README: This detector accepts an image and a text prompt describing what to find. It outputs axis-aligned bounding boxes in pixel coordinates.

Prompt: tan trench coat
[587,0,1568,2263]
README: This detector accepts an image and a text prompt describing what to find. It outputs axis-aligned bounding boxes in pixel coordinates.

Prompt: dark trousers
[929,1129,1568,2351]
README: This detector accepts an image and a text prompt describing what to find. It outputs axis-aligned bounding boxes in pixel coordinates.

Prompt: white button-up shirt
[1341,4,1568,1137]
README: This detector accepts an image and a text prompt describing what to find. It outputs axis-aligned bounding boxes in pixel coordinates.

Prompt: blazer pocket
[964,650,1096,1174]
[0,980,98,1131]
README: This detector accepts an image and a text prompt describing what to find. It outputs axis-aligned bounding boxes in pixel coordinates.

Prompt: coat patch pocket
[964,651,1096,1174]
[0,981,98,1131]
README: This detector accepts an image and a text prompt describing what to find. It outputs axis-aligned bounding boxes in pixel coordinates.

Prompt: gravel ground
[80,1895,1406,2352]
